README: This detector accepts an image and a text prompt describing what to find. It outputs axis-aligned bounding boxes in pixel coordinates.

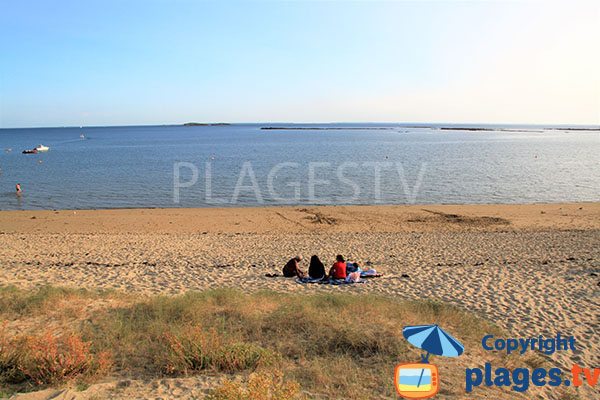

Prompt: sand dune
[6,375,223,400]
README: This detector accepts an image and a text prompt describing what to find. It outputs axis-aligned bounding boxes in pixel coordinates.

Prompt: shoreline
[0,202,598,234]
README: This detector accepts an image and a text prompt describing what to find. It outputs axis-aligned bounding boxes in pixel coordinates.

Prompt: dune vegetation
[0,286,565,399]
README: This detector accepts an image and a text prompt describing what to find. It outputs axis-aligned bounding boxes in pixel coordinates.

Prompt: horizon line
[2,121,600,130]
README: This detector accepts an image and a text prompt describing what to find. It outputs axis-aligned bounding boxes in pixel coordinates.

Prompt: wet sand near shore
[0,202,598,234]
[1,203,599,399]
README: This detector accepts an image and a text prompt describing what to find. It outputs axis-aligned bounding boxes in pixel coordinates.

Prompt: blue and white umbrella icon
[403,324,464,387]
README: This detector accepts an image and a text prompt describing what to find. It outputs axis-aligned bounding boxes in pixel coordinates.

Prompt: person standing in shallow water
[283,256,305,278]
[16,184,21,194]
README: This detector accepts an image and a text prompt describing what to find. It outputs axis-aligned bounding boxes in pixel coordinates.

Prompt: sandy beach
[1,203,599,399]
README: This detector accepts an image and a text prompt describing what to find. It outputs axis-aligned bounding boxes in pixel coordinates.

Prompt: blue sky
[1,0,598,128]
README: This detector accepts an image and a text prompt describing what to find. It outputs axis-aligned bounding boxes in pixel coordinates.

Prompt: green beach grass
[0,286,572,399]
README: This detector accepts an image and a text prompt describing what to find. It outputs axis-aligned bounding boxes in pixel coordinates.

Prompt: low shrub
[0,328,111,386]
[164,325,278,375]
[0,325,26,384]
[208,372,300,400]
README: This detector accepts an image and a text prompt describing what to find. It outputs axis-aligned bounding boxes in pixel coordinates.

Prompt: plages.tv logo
[395,325,465,399]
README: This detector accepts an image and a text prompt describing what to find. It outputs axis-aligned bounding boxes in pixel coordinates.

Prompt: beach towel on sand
[360,268,383,278]
[295,277,365,285]
[360,272,383,278]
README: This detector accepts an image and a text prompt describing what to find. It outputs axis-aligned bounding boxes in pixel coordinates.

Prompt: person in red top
[329,255,347,279]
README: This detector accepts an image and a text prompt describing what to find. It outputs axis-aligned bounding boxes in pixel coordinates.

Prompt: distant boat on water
[23,145,49,154]
[80,134,85,138]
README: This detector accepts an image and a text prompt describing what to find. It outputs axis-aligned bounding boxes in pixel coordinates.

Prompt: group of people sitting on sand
[282,254,361,281]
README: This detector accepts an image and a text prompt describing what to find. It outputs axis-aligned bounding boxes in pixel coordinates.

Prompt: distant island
[260,127,395,130]
[438,127,600,132]
[439,127,520,132]
[183,122,230,126]
[179,124,599,132]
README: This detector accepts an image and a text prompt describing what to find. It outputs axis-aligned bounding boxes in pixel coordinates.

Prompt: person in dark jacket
[282,256,305,278]
[308,255,326,279]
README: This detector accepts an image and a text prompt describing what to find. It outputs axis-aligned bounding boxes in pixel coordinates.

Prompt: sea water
[0,124,598,210]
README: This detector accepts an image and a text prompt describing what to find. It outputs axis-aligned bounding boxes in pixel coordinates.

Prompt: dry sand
[1,203,599,399]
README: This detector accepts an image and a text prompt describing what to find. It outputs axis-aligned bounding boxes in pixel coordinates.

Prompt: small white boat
[35,144,49,152]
